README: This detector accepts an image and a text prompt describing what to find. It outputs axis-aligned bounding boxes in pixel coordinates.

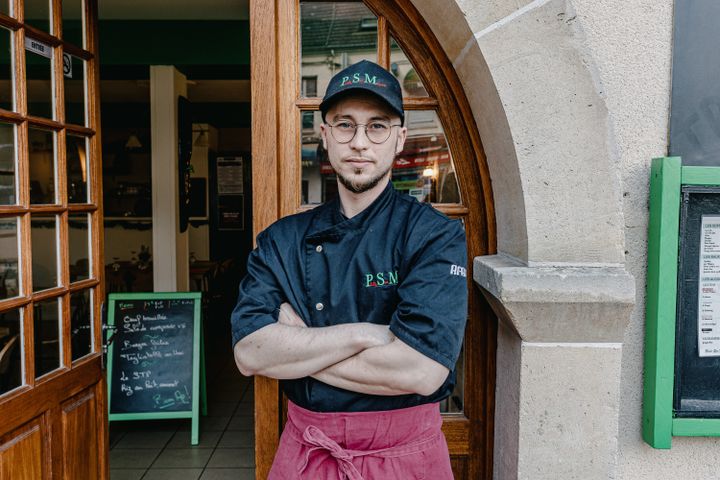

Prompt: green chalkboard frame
[107,292,206,445]
[643,157,720,448]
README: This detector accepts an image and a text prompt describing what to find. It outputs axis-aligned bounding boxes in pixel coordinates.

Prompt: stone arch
[410,0,626,265]
[408,2,636,478]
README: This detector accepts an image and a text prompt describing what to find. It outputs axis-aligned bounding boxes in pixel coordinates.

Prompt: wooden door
[0,0,106,478]
[251,0,497,478]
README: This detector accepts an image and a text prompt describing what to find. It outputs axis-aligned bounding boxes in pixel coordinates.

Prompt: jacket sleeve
[389,218,468,370]
[230,230,284,347]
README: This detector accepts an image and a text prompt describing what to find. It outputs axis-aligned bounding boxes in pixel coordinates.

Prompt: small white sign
[217,157,244,195]
[25,38,52,59]
[63,53,72,78]
[697,215,720,357]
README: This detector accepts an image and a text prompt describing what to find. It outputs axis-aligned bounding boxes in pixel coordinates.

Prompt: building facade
[0,0,712,478]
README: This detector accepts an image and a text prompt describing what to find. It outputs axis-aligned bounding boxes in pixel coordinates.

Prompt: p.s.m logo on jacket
[364,270,399,288]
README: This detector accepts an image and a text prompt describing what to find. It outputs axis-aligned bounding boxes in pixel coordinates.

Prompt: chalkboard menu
[107,292,204,444]
[674,186,720,416]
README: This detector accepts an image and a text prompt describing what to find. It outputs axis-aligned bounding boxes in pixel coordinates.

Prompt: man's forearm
[233,322,390,379]
[311,338,450,397]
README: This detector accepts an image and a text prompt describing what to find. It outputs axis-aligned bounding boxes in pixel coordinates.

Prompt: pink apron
[268,400,454,480]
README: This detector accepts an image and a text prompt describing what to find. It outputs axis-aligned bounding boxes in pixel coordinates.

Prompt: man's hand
[278,302,307,328]
[312,339,450,397]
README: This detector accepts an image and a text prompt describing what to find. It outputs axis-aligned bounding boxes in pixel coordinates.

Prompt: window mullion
[377,16,389,68]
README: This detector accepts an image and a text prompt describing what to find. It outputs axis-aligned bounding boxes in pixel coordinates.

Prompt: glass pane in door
[25,38,54,118]
[69,213,89,282]
[440,343,464,413]
[0,122,15,205]
[61,0,84,48]
[0,27,14,111]
[390,36,428,97]
[300,1,377,97]
[299,110,326,205]
[67,134,88,203]
[0,308,22,395]
[31,215,58,291]
[29,127,55,204]
[24,0,51,33]
[70,288,92,361]
[0,1,11,17]
[34,297,61,377]
[394,110,460,204]
[0,217,19,300]
[64,55,86,126]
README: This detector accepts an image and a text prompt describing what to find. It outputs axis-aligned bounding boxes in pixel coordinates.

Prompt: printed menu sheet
[698,215,720,357]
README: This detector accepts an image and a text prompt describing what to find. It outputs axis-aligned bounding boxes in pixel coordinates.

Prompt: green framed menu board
[644,157,720,448]
[107,292,206,445]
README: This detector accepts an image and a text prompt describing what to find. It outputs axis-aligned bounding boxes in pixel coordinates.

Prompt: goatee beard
[336,164,393,194]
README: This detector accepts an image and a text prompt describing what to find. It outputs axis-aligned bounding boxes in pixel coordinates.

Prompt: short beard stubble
[336,163,393,194]
[333,138,398,194]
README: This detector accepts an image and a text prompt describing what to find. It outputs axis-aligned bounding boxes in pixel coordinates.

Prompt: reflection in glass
[26,41,53,118]
[69,213,89,282]
[62,0,84,48]
[0,308,22,396]
[29,127,55,204]
[390,37,428,97]
[70,289,92,361]
[440,344,464,413]
[300,111,331,205]
[0,217,19,300]
[395,110,460,203]
[0,28,13,111]
[25,0,51,33]
[31,215,58,291]
[300,2,377,97]
[64,55,86,126]
[67,134,88,202]
[300,110,461,205]
[0,123,15,204]
[34,297,61,377]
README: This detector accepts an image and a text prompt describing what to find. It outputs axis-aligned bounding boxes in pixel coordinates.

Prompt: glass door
[0,0,107,477]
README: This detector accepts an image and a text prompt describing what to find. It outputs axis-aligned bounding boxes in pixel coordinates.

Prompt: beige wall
[410,0,720,478]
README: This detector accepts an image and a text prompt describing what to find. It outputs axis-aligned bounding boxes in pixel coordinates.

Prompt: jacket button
[315,303,324,311]
[315,245,323,253]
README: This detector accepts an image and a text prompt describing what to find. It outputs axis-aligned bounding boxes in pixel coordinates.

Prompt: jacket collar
[307,181,395,240]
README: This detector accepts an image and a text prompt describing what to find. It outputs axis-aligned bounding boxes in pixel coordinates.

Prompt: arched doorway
[250,0,497,477]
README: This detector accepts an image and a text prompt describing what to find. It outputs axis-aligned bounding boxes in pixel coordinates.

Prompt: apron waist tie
[296,424,442,480]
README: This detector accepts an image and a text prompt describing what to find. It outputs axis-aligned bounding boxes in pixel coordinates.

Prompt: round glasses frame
[327,121,402,145]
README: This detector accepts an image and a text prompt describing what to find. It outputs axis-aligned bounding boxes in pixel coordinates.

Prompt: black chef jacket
[230,182,468,412]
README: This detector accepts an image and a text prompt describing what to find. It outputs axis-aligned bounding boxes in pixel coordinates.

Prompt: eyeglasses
[327,120,402,144]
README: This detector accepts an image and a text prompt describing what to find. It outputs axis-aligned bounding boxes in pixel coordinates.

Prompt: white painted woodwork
[150,66,189,292]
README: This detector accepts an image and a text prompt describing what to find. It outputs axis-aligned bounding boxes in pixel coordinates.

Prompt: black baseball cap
[320,60,404,125]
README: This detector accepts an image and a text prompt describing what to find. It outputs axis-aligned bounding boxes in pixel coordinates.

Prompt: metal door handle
[101,302,117,370]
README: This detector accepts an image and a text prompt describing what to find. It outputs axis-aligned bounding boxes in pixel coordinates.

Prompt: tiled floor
[109,354,255,480]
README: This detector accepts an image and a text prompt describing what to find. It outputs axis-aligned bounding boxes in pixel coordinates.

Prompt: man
[231,60,467,479]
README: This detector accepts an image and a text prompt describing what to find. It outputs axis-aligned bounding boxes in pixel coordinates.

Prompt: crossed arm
[233,303,449,397]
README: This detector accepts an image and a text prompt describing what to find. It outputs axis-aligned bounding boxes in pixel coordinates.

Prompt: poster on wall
[217,157,244,194]
[698,214,720,357]
[217,194,244,231]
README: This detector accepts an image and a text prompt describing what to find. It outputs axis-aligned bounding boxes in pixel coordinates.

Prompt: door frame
[250,0,497,477]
